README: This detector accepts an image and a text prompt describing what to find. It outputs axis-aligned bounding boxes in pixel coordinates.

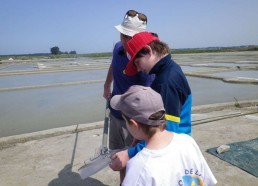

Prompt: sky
[0,0,258,55]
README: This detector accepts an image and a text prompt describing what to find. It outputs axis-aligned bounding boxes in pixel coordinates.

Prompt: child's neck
[145,130,174,150]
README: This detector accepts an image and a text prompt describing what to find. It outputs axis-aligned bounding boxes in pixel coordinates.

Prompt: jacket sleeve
[139,72,155,86]
[127,140,146,158]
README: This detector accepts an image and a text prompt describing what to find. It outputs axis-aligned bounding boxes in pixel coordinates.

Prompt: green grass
[171,46,258,54]
[0,53,113,61]
[0,46,257,61]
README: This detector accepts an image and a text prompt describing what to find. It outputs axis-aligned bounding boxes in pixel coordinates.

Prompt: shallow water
[0,70,107,88]
[0,75,257,138]
[1,52,257,137]
[213,70,258,79]
[0,84,106,137]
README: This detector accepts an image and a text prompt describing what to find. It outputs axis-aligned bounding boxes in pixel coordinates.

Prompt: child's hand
[109,149,129,171]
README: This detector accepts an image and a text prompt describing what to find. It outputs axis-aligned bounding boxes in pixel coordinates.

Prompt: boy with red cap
[110,32,192,172]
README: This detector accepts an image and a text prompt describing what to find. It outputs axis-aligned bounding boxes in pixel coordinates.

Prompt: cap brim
[125,58,138,76]
[110,94,123,111]
[115,25,137,37]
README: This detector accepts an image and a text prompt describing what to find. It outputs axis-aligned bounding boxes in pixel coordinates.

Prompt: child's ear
[144,45,152,55]
[130,119,140,129]
[143,45,150,53]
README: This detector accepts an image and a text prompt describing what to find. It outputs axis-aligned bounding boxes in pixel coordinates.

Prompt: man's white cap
[115,15,147,37]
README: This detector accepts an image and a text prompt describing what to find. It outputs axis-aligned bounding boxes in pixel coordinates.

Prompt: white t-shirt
[122,133,217,186]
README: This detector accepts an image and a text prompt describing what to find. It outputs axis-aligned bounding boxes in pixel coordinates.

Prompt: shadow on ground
[48,126,108,185]
[48,164,108,186]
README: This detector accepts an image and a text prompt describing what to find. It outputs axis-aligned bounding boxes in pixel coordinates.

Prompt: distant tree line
[50,46,77,55]
[171,45,258,54]
[1,45,257,61]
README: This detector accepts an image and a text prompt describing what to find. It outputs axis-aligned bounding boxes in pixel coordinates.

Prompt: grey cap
[110,85,165,126]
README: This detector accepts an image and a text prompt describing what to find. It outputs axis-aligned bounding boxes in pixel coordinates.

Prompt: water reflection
[1,52,257,137]
[181,66,209,71]
[189,77,258,105]
[213,71,258,79]
[0,76,257,138]
[0,70,107,88]
[0,84,105,137]
[0,64,35,71]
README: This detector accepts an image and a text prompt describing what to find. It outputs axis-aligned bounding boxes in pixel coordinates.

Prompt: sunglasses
[125,10,147,23]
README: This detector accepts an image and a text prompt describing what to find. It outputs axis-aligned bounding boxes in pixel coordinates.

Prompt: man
[103,10,155,182]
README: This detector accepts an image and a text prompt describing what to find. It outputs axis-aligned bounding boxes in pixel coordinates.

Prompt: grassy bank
[0,52,112,61]
[171,45,258,54]
[1,46,257,61]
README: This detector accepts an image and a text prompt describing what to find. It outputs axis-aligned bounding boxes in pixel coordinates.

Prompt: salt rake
[78,100,124,179]
[78,148,124,179]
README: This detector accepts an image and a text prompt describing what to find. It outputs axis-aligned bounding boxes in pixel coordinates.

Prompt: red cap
[125,32,159,76]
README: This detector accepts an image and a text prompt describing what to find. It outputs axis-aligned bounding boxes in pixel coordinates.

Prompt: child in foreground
[110,85,217,186]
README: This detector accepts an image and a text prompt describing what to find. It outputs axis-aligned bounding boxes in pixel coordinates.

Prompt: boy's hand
[109,149,129,171]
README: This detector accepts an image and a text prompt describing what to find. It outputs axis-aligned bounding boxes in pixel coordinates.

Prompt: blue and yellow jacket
[128,54,192,158]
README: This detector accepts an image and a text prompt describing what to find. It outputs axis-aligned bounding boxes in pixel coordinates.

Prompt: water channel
[0,52,257,138]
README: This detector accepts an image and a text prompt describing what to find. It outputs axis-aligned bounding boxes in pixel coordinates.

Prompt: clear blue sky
[1,0,257,55]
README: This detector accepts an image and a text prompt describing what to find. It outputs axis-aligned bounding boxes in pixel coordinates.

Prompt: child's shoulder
[174,133,192,140]
[173,133,197,145]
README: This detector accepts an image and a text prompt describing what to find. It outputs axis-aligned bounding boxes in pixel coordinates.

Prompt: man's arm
[103,64,113,99]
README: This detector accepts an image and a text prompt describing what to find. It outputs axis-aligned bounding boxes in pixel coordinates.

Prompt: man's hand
[103,83,111,100]
[103,65,113,100]
[109,149,129,171]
